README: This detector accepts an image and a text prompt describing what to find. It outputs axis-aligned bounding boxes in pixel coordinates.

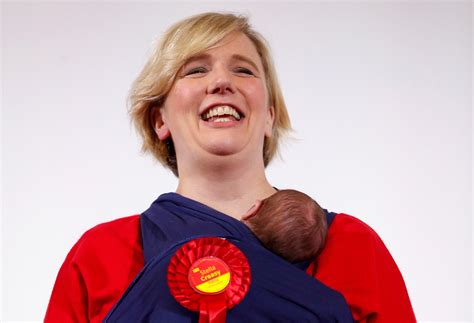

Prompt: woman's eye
[235,67,254,76]
[185,67,207,76]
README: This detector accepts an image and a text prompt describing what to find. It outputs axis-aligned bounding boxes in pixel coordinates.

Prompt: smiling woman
[45,12,416,322]
[129,13,290,179]
[155,33,275,187]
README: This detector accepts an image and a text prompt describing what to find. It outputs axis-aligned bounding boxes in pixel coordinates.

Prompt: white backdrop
[2,1,472,322]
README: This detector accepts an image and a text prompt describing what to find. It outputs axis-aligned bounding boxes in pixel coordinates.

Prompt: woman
[45,12,416,322]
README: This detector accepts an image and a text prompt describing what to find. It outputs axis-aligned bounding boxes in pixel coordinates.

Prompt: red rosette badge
[167,237,251,323]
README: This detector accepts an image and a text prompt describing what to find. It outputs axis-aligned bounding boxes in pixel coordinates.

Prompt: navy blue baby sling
[105,193,354,322]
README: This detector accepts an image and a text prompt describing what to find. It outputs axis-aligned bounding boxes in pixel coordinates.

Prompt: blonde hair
[129,12,291,176]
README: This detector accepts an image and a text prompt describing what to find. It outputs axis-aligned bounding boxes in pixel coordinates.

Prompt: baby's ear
[241,200,263,221]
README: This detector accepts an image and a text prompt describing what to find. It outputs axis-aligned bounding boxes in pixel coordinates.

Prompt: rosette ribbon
[167,237,251,323]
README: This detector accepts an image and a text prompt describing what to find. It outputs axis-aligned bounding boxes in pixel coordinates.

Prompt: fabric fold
[105,193,353,322]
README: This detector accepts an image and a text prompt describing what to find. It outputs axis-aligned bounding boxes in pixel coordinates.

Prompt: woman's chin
[198,140,248,159]
[205,144,242,157]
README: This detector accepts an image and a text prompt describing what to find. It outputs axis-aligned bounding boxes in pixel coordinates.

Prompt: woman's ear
[152,107,171,141]
[264,105,275,138]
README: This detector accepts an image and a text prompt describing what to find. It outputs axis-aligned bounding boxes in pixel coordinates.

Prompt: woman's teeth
[202,105,241,121]
[214,117,231,122]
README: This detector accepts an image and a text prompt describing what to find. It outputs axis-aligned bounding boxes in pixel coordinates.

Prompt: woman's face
[156,32,274,170]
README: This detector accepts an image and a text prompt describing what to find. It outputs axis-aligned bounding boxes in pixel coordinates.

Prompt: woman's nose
[206,68,235,95]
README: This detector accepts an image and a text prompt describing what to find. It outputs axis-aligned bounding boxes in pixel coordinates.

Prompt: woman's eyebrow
[184,53,260,71]
[184,54,210,64]
[231,54,260,71]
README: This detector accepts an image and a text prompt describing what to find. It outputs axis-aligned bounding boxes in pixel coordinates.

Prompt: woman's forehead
[185,33,263,69]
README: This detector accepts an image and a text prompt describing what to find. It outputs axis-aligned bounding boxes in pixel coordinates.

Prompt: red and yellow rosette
[167,237,251,323]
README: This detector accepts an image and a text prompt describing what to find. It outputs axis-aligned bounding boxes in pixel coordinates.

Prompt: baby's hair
[246,189,327,262]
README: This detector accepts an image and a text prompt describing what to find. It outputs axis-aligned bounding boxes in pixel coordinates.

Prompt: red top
[45,213,416,322]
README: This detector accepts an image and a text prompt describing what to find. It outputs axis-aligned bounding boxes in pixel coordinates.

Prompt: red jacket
[45,213,416,322]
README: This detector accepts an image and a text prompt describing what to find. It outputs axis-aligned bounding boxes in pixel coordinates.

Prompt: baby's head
[242,189,327,263]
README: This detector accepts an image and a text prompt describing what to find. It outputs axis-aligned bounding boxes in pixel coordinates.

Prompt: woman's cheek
[245,83,268,107]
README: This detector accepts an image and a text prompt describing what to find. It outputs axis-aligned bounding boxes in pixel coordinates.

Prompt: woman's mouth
[201,105,244,122]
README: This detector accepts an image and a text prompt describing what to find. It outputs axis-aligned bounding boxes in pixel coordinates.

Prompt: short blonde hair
[129,12,291,176]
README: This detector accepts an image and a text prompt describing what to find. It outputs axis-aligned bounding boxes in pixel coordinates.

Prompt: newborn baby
[242,189,327,263]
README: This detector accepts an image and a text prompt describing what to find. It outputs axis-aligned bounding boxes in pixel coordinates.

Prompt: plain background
[2,1,472,322]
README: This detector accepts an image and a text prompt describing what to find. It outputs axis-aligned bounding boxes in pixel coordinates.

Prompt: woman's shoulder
[81,214,141,239]
[46,215,144,322]
[69,214,142,264]
[314,212,416,321]
[320,212,391,266]
[328,213,381,240]
[317,212,387,270]
[320,212,393,257]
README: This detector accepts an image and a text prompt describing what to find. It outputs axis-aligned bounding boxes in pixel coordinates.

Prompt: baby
[241,189,327,263]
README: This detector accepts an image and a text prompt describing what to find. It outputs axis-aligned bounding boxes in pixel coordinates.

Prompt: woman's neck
[175,157,276,219]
